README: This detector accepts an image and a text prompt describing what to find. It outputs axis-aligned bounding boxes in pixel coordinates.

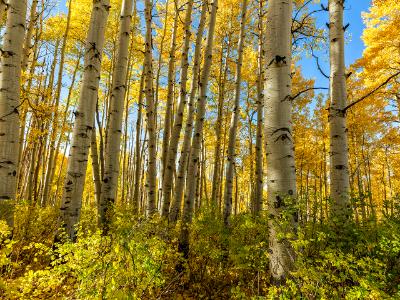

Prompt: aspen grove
[0,0,400,298]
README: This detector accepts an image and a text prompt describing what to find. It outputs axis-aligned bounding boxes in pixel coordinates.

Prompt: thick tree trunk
[144,0,157,216]
[264,0,297,283]
[169,0,208,223]
[179,0,218,258]
[99,0,133,229]
[328,0,350,218]
[0,0,27,225]
[223,0,247,226]
[160,0,194,217]
[60,0,110,240]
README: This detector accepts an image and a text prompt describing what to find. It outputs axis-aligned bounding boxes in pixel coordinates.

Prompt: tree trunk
[143,0,157,216]
[0,0,27,225]
[42,0,73,206]
[169,0,208,223]
[99,0,133,229]
[254,0,264,216]
[60,0,110,240]
[264,0,297,283]
[328,0,350,219]
[223,0,247,226]
[161,0,194,217]
[179,0,218,258]
[91,122,102,207]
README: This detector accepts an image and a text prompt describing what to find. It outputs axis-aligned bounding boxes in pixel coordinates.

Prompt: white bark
[60,0,110,240]
[328,0,350,217]
[0,0,27,224]
[160,8,178,180]
[100,0,133,228]
[254,0,264,216]
[161,0,194,217]
[169,0,208,223]
[144,0,157,216]
[179,0,218,256]
[223,0,247,226]
[264,0,297,282]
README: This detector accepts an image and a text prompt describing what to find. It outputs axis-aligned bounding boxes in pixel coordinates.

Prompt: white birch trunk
[0,0,27,225]
[161,0,194,217]
[160,8,178,180]
[328,0,350,218]
[100,0,133,228]
[264,0,297,282]
[223,0,247,226]
[179,0,218,257]
[254,0,264,215]
[144,0,157,216]
[169,0,208,223]
[60,0,110,240]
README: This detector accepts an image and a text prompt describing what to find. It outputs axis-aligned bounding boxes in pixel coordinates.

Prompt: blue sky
[299,0,372,88]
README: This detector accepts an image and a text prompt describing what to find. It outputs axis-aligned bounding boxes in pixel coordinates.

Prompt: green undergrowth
[0,204,399,299]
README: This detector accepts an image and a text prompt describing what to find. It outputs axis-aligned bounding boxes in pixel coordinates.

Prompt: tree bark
[264,0,297,283]
[161,0,194,217]
[223,0,247,226]
[143,0,157,216]
[0,0,27,225]
[169,0,208,223]
[60,0,110,240]
[99,0,133,229]
[328,0,350,218]
[179,0,218,258]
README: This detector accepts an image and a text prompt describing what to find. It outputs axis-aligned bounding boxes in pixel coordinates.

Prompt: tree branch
[344,71,400,111]
[291,87,328,101]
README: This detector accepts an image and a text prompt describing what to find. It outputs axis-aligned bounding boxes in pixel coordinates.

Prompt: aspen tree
[179,0,218,257]
[133,68,145,211]
[0,0,27,225]
[161,0,195,217]
[160,6,178,180]
[42,0,73,205]
[143,0,157,216]
[211,36,231,208]
[254,0,264,215]
[91,122,102,206]
[223,0,247,226]
[100,0,133,228]
[264,0,297,282]
[328,0,350,217]
[60,0,110,239]
[169,0,208,222]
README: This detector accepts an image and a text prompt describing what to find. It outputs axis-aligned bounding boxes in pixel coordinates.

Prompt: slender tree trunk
[211,36,231,208]
[144,0,157,216]
[60,0,110,240]
[328,0,350,218]
[42,0,73,206]
[161,0,194,217]
[254,0,264,216]
[161,7,178,178]
[179,0,218,258]
[169,0,208,223]
[133,68,145,212]
[99,0,133,229]
[91,122,102,207]
[264,0,297,283]
[223,0,247,226]
[0,0,27,225]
